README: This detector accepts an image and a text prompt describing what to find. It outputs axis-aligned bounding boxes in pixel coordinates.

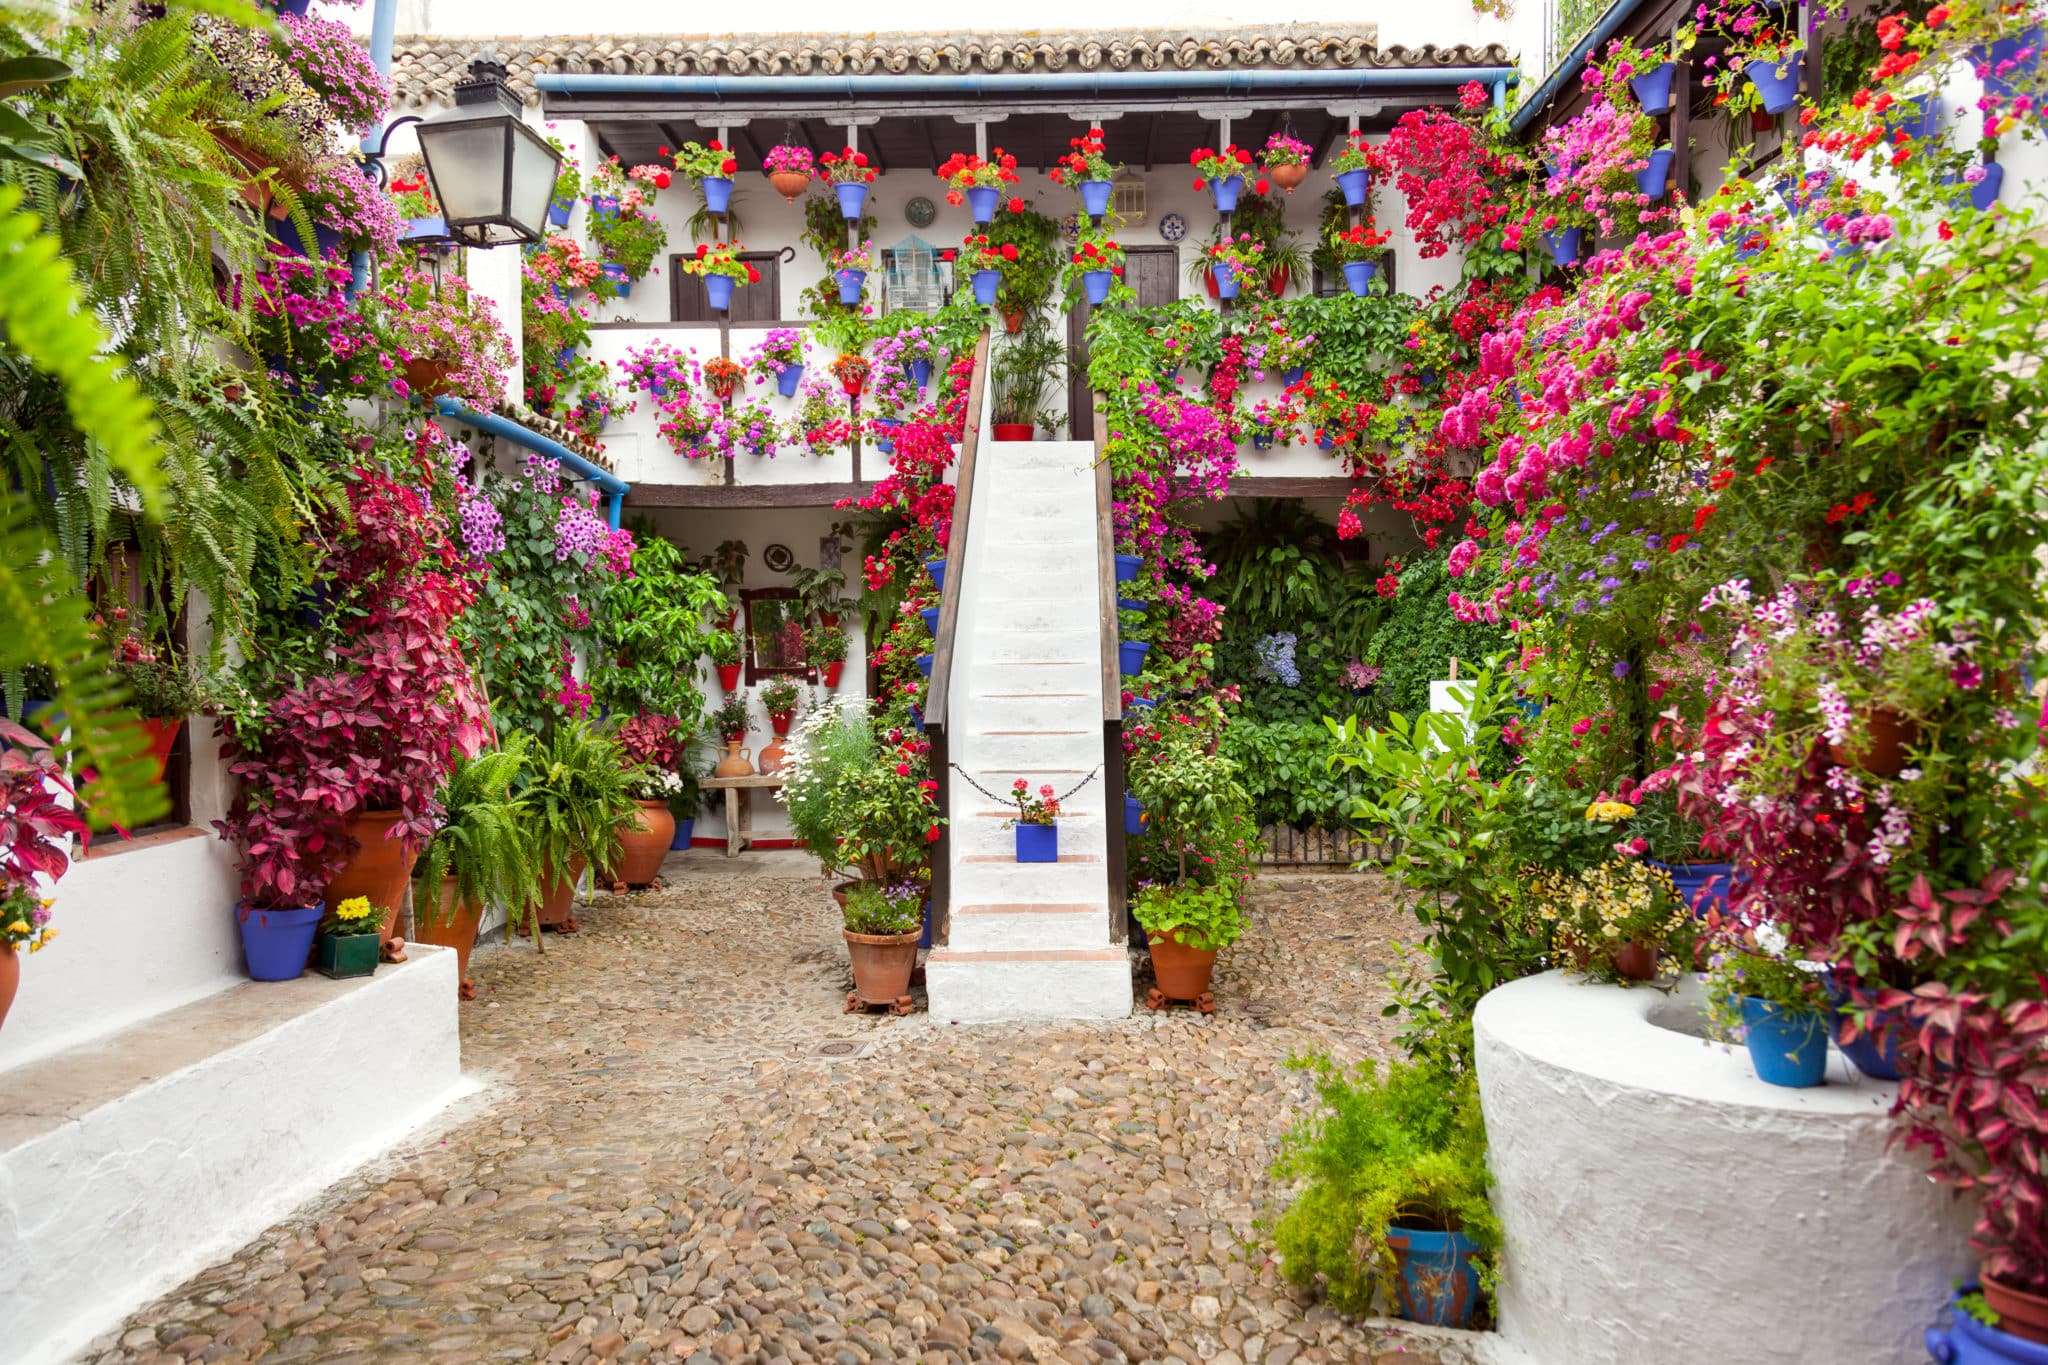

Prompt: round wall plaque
[905,195,937,228]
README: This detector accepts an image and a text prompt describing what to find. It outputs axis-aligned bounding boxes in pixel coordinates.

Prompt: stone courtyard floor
[86,860,1480,1365]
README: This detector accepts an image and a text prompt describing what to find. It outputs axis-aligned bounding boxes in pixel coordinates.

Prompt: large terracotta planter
[402,356,456,399]
[141,717,184,783]
[1146,926,1219,1010]
[535,855,587,933]
[1828,706,1919,777]
[0,942,17,1035]
[325,810,415,955]
[416,877,484,999]
[844,928,919,1014]
[613,800,675,888]
[1984,1271,2048,1345]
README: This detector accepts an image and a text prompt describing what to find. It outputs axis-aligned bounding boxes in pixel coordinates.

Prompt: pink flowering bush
[370,262,515,409]
[278,13,389,135]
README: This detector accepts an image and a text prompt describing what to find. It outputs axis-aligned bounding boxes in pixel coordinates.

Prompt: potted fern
[989,327,1066,441]
[514,720,639,935]
[413,739,543,998]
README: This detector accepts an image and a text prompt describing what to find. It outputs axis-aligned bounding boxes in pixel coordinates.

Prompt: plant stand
[845,991,916,1016]
[701,773,786,856]
[1144,986,1217,1014]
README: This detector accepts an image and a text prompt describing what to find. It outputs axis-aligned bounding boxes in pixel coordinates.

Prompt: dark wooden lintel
[625,481,868,508]
[1227,475,1358,499]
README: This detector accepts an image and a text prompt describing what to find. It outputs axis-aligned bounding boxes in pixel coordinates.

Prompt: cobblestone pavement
[87,864,1481,1365]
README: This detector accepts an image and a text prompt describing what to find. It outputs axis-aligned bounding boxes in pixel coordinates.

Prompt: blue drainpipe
[350,0,400,296]
[1510,0,1652,138]
[537,64,1520,101]
[434,397,631,530]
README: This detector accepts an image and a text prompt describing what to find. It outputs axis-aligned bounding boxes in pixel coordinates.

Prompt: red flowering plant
[831,721,945,882]
[818,147,877,185]
[1050,127,1119,186]
[1328,219,1393,263]
[1327,128,1385,178]
[1064,232,1126,297]
[1004,779,1061,827]
[681,241,761,285]
[1189,143,1257,192]
[1379,103,1528,261]
[936,149,1021,202]
[671,139,735,185]
[957,233,1014,274]
[388,172,436,221]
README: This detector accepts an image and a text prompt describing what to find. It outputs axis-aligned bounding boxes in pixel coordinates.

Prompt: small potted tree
[840,880,923,1015]
[314,894,382,979]
[1007,779,1061,862]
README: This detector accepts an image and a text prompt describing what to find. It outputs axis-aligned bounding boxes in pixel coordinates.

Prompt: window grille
[1112,173,1147,228]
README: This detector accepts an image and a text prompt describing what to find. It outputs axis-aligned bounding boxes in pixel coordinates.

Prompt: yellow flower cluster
[4,896,59,952]
[1584,800,1636,822]
[330,895,380,932]
[1531,859,1691,979]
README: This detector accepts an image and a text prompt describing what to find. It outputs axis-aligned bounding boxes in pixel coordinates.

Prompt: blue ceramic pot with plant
[910,357,931,388]
[1212,262,1239,299]
[1080,179,1114,216]
[1124,793,1146,836]
[1635,146,1675,198]
[548,196,573,228]
[1925,1288,2048,1365]
[1251,425,1274,450]
[1281,366,1304,386]
[1336,168,1370,206]
[835,181,868,219]
[1740,996,1831,1087]
[1822,975,1904,1081]
[1210,175,1244,212]
[703,176,734,213]
[1971,162,2008,212]
[919,604,939,635]
[837,268,866,305]
[966,185,1000,223]
[1118,640,1151,676]
[1648,859,1735,919]
[1544,227,1584,268]
[1631,60,1677,114]
[589,194,620,220]
[875,416,902,454]
[1385,1224,1482,1328]
[972,268,1000,305]
[1974,26,2046,101]
[777,364,805,398]
[705,274,736,311]
[670,817,694,851]
[238,905,322,982]
[1745,52,1803,114]
[601,261,633,297]
[914,653,934,678]
[1342,260,1378,296]
[1114,553,1143,583]
[1015,822,1058,863]
[1083,269,1113,305]
[926,556,947,590]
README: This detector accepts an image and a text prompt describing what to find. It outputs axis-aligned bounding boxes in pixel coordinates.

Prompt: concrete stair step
[923,946,1131,1023]
[956,730,1099,770]
[952,856,1106,906]
[948,902,1110,951]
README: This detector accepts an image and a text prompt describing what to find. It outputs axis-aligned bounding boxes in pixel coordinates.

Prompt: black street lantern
[415,56,562,249]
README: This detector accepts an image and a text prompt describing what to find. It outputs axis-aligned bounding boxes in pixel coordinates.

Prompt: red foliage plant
[0,720,90,885]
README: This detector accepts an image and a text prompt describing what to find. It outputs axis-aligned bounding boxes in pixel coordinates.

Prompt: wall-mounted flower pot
[669,817,695,851]
[769,709,796,737]
[926,556,947,590]
[1744,53,1803,115]
[1971,162,2008,212]
[1544,227,1584,268]
[1250,425,1274,451]
[702,176,734,213]
[845,928,920,1009]
[776,363,806,397]
[1974,25,2046,101]
[835,181,868,220]
[1281,366,1304,387]
[237,904,321,982]
[1386,1224,1482,1327]
[1211,262,1240,299]
[1648,859,1735,919]
[1739,997,1830,1088]
[1881,93,1941,144]
[971,269,1000,305]
[1341,260,1378,296]
[992,423,1035,441]
[1634,146,1675,199]
[1118,640,1151,676]
[1117,596,1147,613]
[1082,269,1113,305]
[1126,695,1156,715]
[874,416,902,453]
[600,261,634,297]
[716,663,741,690]
[417,878,484,999]
[705,274,736,311]
[966,185,999,223]
[1631,61,1677,115]
[403,356,456,399]
[1209,175,1244,212]
[1927,1288,2048,1362]
[919,605,940,635]
[1015,822,1058,863]
[769,170,812,201]
[1002,309,1026,334]
[1124,793,1146,836]
[1336,168,1370,206]
[915,653,934,678]
[1114,553,1143,583]
[140,717,184,783]
[1080,179,1114,216]
[315,929,380,980]
[911,358,931,388]
[588,195,619,220]
[836,268,865,305]
[821,661,845,689]
[547,196,573,228]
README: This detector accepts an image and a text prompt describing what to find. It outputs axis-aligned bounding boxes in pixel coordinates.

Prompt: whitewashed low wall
[1474,970,1975,1365]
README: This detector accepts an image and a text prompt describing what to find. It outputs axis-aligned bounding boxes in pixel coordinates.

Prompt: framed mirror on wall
[741,588,811,683]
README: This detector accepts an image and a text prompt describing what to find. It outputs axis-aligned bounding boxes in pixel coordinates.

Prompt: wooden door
[1067,245,1178,441]
[670,251,782,323]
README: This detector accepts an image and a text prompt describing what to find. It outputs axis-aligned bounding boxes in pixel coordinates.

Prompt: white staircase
[923,439,1132,1023]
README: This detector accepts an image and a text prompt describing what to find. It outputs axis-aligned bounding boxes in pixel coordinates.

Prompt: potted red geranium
[1006,779,1061,862]
[1069,233,1125,307]
[819,147,877,219]
[958,234,1013,307]
[1190,144,1258,212]
[937,149,1021,224]
[672,139,738,214]
[1050,126,1119,218]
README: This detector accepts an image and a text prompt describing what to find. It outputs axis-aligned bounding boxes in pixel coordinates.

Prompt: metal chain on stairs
[948,763,1102,808]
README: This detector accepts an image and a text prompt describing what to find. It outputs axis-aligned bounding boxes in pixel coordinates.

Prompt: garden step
[952,855,1107,907]
[957,730,1098,770]
[972,630,1099,664]
[923,946,1131,1023]
[947,902,1111,951]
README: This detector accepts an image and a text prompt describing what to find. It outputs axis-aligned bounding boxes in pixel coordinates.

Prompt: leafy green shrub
[1130,880,1244,951]
[1218,719,1377,829]
[1363,553,1509,718]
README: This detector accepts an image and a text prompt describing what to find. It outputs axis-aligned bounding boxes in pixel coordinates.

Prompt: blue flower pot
[1386,1225,1482,1328]
[875,416,902,454]
[1210,175,1244,213]
[1822,976,1904,1081]
[1251,426,1274,450]
[1971,162,2007,212]
[926,556,947,591]
[273,0,312,14]
[919,604,940,635]
[908,703,924,731]
[972,268,1000,305]
[914,653,934,678]
[1124,793,1146,836]
[1126,695,1156,715]
[670,817,695,851]
[1543,227,1584,268]
[1882,93,1941,143]
[1341,260,1378,296]
[1647,859,1734,919]
[395,217,442,245]
[1118,639,1151,677]
[1926,1287,2048,1364]
[1116,596,1147,613]
[1335,168,1370,207]
[547,196,573,228]
[777,363,805,398]
[918,899,934,950]
[1015,822,1058,863]
[703,176,733,213]
[1975,26,2046,102]
[1745,53,1803,115]
[589,195,619,221]
[601,261,633,297]
[552,345,576,370]
[1281,366,1304,387]
[1114,553,1143,583]
[1212,263,1239,299]
[966,185,1000,223]
[238,905,322,982]
[911,358,931,389]
[1080,179,1114,216]
[1316,433,1335,451]
[1631,60,1677,115]
[1083,269,1113,305]
[1634,146,1675,199]
[705,274,736,311]
[270,215,345,258]
[836,268,866,305]
[1740,996,1831,1088]
[835,181,868,220]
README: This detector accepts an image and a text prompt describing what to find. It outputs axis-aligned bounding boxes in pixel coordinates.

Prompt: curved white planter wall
[1474,970,1976,1365]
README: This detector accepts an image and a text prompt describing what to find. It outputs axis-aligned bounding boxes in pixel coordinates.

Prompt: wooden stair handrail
[924,327,990,730]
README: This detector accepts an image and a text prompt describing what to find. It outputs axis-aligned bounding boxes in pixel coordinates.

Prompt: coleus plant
[0,719,90,886]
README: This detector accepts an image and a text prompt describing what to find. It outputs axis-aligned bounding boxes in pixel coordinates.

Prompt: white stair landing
[0,947,468,1365]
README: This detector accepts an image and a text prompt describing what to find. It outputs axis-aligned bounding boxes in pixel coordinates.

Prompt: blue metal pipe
[538,64,1521,102]
[434,398,631,530]
[350,0,400,297]
[1510,0,1652,137]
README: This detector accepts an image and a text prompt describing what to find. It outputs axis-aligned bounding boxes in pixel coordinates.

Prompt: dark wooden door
[670,251,781,323]
[1067,245,1178,441]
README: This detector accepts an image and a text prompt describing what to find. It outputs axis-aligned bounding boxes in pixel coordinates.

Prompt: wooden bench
[699,773,786,857]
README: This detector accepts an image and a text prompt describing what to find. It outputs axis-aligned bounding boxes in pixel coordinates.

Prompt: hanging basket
[769,170,812,201]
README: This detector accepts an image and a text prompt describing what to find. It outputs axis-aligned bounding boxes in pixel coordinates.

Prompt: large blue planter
[1212,262,1239,299]
[776,363,805,398]
[1386,1225,1482,1328]
[704,274,736,311]
[1124,793,1146,836]
[1631,60,1677,115]
[1341,260,1378,296]
[1114,553,1143,583]
[1745,53,1803,115]
[835,181,868,220]
[1082,269,1113,305]
[238,905,322,982]
[966,185,1000,223]
[600,262,633,297]
[1634,146,1675,199]
[1648,859,1734,919]
[1336,167,1370,207]
[703,176,733,213]
[910,358,931,389]
[919,605,940,635]
[669,817,695,851]
[1118,640,1151,676]
[1015,822,1058,863]
[914,652,934,678]
[1544,227,1584,268]
[1080,179,1114,216]
[1210,174,1245,213]
[547,196,573,228]
[972,268,1000,305]
[1927,1288,2048,1364]
[836,268,866,305]
[1976,26,2046,102]
[1740,996,1831,1088]
[875,416,902,454]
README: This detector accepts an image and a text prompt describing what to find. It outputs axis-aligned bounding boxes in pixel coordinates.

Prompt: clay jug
[715,740,753,778]
[757,734,789,776]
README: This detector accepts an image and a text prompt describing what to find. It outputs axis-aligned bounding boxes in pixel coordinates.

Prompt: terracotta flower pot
[0,942,17,1035]
[1613,941,1659,981]
[832,879,862,910]
[1268,162,1308,192]
[613,799,676,888]
[844,928,920,1010]
[769,709,795,736]
[993,423,1036,442]
[535,855,586,933]
[1148,926,1219,1002]
[715,739,753,778]
[1002,310,1025,334]
[402,356,456,399]
[325,810,415,955]
[757,734,789,776]
[1984,1271,2048,1345]
[416,877,484,999]
[768,170,812,201]
[1827,706,1919,778]
[140,716,184,783]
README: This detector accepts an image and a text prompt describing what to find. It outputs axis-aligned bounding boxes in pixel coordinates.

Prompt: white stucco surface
[0,947,468,1365]
[1474,970,1976,1365]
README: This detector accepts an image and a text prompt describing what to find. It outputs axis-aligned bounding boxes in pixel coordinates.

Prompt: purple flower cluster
[308,159,402,259]
[280,14,390,135]
[554,491,611,562]
[457,482,505,557]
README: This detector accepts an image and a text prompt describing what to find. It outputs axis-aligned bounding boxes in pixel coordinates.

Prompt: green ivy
[1363,552,1509,718]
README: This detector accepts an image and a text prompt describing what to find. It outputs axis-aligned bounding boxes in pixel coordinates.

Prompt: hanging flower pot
[702,176,734,213]
[236,904,322,982]
[1014,822,1058,863]
[874,416,903,453]
[1002,309,1026,334]
[836,268,865,305]
[1210,175,1244,212]
[769,170,812,201]
[1631,61,1677,115]
[1543,227,1584,268]
[705,274,737,311]
[992,423,1035,442]
[1386,1224,1483,1327]
[402,356,456,399]
[836,357,869,396]
[1118,639,1151,676]
[325,810,414,954]
[966,185,1000,223]
[1250,424,1274,451]
[1117,595,1147,613]
[776,363,806,398]
[925,556,947,591]
[918,605,940,635]
[1744,52,1803,115]
[1082,269,1113,305]
[1739,997,1831,1088]
[1341,260,1379,296]
[1336,168,1370,207]
[821,661,845,689]
[589,194,619,220]
[914,653,934,677]
[769,709,796,737]
[1079,179,1115,216]
[971,268,1001,306]
[548,195,574,228]
[141,717,184,783]
[1634,146,1675,199]
[911,357,931,389]
[417,878,486,999]
[1975,25,2047,101]
[1281,366,1304,387]
[1114,553,1143,583]
[600,261,634,298]
[835,181,869,220]
[1269,162,1307,193]
[1212,263,1240,299]
[716,663,742,690]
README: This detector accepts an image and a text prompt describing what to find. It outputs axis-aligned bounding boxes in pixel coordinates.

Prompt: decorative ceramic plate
[762,543,795,573]
[1060,213,1081,242]
[905,195,936,228]
[1159,211,1187,242]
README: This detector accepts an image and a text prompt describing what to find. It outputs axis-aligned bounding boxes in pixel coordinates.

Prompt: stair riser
[948,912,1110,951]
[963,695,1097,730]
[925,956,1131,1022]
[971,630,1101,664]
[955,733,1100,771]
[953,860,1107,904]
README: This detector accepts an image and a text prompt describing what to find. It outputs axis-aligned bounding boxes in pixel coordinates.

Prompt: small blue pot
[238,905,322,982]
[1015,822,1058,863]
[1386,1225,1482,1328]
[589,195,619,220]
[777,363,805,398]
[911,358,931,389]
[1971,162,2007,212]
[1336,167,1370,207]
[919,605,939,635]
[705,274,736,311]
[1745,53,1803,115]
[972,268,1000,305]
[395,217,441,245]
[703,176,734,213]
[1976,26,2046,101]
[1118,639,1151,677]
[1927,1287,2048,1364]
[552,345,576,371]
[875,416,902,454]
[1124,793,1146,836]
[1341,260,1378,296]
[1125,695,1156,715]
[914,653,934,678]
[837,268,866,305]
[1882,93,1941,143]
[1647,859,1733,919]
[1210,175,1244,213]
[1212,262,1239,299]
[548,196,573,228]
[835,181,869,220]
[1740,997,1831,1088]
[1251,426,1274,451]
[1631,60,1677,115]
[1634,146,1675,199]
[1080,179,1114,216]
[1083,269,1113,305]
[601,261,633,297]
[1116,596,1147,613]
[1281,366,1304,387]
[926,556,947,590]
[966,185,1000,223]
[670,817,695,851]
[1544,227,1583,268]
[1114,553,1143,583]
